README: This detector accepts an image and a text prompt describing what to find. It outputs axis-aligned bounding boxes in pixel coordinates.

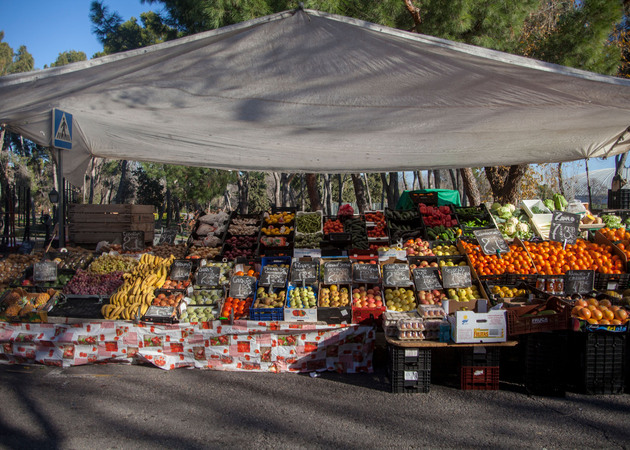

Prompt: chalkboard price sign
[195,266,221,287]
[144,305,175,318]
[260,265,289,287]
[473,228,510,256]
[323,261,352,284]
[564,270,594,295]
[353,263,380,283]
[169,260,193,281]
[413,267,443,291]
[34,261,58,283]
[549,211,580,245]
[159,228,177,244]
[383,263,411,287]
[291,261,319,284]
[441,265,472,289]
[122,230,145,252]
[229,275,257,299]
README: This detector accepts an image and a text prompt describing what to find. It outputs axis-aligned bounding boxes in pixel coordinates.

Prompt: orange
[587,298,599,307]
[599,299,612,308]
[599,319,610,325]
[615,309,628,321]
[603,309,615,321]
[571,306,583,317]
[579,308,592,320]
[576,299,588,308]
[611,319,622,325]
[591,309,603,321]
[587,318,599,324]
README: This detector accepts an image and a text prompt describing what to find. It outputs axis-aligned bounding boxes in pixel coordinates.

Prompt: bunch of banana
[101,254,175,320]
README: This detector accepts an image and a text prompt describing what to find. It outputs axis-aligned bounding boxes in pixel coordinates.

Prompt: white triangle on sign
[55,114,71,142]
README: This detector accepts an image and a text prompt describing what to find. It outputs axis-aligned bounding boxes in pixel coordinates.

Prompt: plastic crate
[571,332,627,395]
[249,307,283,321]
[388,345,431,372]
[607,189,630,209]
[352,306,385,327]
[410,191,438,206]
[390,368,431,393]
[460,366,500,390]
[594,272,630,291]
[506,298,572,336]
[523,332,568,396]
[460,347,500,367]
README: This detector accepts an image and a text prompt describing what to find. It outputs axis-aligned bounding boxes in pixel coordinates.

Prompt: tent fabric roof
[2,9,630,186]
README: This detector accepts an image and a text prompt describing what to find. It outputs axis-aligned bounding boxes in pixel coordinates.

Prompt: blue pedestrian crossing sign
[52,108,72,150]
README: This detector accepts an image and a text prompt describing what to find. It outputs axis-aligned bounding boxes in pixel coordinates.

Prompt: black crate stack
[522,332,568,396]
[459,347,500,390]
[388,345,431,393]
[570,333,627,395]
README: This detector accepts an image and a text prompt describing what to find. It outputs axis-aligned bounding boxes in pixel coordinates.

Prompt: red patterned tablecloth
[0,320,375,372]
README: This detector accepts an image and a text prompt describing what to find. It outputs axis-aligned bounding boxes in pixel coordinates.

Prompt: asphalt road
[0,348,629,450]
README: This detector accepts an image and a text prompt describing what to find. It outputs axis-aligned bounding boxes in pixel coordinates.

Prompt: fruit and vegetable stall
[1,195,630,395]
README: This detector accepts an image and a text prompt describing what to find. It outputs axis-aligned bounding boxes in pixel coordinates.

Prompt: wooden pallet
[68,204,155,244]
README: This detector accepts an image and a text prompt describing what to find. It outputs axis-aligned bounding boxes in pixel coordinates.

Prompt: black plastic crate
[388,345,431,373]
[460,347,500,367]
[390,368,431,393]
[607,189,630,209]
[523,332,568,396]
[571,332,627,395]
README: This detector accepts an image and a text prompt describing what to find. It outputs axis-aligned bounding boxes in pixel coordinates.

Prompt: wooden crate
[68,204,155,244]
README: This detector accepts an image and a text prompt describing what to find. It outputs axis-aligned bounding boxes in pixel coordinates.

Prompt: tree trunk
[88,158,97,204]
[352,174,369,213]
[402,172,409,191]
[114,160,129,204]
[403,0,422,31]
[305,173,322,211]
[448,169,458,190]
[237,172,248,214]
[272,172,281,208]
[433,170,441,189]
[557,163,565,197]
[282,173,295,207]
[484,164,528,204]
[323,174,332,215]
[165,188,172,227]
[362,173,373,207]
[615,152,628,182]
[459,168,481,206]
[337,174,343,208]
[416,171,425,189]
[223,189,231,212]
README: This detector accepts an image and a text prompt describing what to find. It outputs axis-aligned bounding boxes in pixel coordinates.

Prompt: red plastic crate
[460,366,499,390]
[352,306,385,327]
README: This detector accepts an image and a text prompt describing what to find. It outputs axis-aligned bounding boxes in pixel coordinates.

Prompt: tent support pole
[585,158,593,212]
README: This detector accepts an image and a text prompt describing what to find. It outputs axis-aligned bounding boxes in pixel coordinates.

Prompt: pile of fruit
[426,225,461,241]
[462,241,536,276]
[351,286,384,309]
[432,244,460,256]
[365,212,387,238]
[416,289,446,305]
[188,289,223,305]
[489,285,528,298]
[261,224,294,236]
[152,291,184,307]
[221,297,253,320]
[63,270,125,296]
[1,288,55,318]
[323,218,344,234]
[403,238,434,256]
[88,254,138,274]
[523,240,624,275]
[344,218,369,250]
[254,287,285,308]
[384,287,417,312]
[571,297,628,325]
[287,286,317,309]
[264,211,295,224]
[319,285,350,307]
[186,246,222,260]
[150,243,188,259]
[418,204,458,228]
[180,306,216,323]
[54,253,93,271]
[160,279,191,290]
[447,285,481,302]
[409,260,438,269]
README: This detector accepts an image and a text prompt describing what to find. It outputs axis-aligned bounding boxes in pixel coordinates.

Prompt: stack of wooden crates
[68,204,155,245]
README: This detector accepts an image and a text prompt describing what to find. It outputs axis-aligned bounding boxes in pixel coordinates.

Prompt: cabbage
[491,202,502,212]
[497,206,513,219]
[503,224,516,236]
[516,222,530,233]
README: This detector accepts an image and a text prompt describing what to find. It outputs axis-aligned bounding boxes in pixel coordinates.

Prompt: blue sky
[0,1,621,175]
[1,0,159,68]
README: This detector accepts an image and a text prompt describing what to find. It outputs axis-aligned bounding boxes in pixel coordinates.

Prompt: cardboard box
[448,309,507,343]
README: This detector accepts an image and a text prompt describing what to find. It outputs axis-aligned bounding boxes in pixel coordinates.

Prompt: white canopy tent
[1,8,630,187]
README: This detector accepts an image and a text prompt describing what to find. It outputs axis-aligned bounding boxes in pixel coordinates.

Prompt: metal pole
[57,148,65,247]
[585,158,593,212]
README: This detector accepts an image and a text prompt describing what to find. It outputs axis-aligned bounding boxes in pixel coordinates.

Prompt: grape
[88,255,138,274]
[63,270,125,296]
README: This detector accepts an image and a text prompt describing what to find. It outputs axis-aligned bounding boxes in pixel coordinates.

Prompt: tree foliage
[49,50,88,67]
